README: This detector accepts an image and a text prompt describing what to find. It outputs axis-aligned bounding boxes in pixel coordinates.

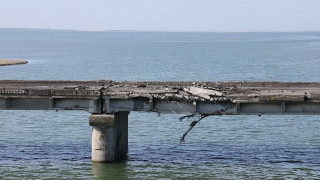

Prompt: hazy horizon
[1,1,320,32]
[1,27,320,33]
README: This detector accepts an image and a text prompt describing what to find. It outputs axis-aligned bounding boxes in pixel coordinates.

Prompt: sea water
[0,30,320,179]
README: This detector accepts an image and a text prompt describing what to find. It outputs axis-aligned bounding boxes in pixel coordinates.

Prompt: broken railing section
[176,87,233,143]
[179,114,216,143]
[103,86,234,115]
[103,83,320,115]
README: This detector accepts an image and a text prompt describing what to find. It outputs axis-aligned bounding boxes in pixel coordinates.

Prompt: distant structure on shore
[0,59,28,66]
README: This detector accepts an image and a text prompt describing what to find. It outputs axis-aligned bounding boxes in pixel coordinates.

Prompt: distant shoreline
[0,28,319,34]
[0,59,28,66]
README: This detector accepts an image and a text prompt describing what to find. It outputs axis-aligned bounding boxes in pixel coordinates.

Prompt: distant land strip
[0,59,28,66]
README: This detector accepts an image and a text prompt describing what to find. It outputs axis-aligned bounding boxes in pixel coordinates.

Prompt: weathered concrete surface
[1,80,319,101]
[89,112,129,163]
[0,80,104,113]
[0,80,320,114]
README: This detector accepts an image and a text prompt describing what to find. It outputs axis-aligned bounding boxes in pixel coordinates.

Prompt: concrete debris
[1,80,320,103]
[184,87,223,100]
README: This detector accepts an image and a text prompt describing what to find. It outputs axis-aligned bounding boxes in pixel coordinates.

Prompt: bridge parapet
[1,80,320,115]
[0,80,104,113]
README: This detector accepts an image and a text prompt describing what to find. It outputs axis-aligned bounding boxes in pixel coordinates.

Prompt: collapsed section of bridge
[1,80,320,162]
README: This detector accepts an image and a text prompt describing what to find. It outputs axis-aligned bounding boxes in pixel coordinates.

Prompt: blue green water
[1,30,320,179]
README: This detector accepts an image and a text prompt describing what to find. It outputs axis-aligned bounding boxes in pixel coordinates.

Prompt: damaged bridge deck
[1,80,320,115]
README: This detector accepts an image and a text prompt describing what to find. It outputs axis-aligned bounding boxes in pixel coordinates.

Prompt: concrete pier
[89,112,129,163]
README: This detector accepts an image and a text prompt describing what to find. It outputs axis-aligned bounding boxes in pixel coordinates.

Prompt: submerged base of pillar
[89,112,129,163]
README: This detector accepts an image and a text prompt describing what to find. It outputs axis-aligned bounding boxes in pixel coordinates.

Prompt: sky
[0,0,320,32]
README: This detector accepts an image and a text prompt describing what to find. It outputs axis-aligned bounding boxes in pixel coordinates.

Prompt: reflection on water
[91,163,129,180]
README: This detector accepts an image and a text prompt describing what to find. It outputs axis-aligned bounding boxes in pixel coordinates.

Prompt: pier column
[89,112,129,163]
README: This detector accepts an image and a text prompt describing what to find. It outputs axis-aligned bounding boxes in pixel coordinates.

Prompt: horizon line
[1,27,320,33]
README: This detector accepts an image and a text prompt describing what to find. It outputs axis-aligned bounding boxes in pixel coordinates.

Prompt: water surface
[0,30,320,179]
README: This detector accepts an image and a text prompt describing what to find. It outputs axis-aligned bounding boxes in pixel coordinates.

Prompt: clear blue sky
[1,0,319,31]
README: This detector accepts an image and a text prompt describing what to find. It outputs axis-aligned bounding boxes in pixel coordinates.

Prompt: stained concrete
[0,80,320,114]
[89,112,129,163]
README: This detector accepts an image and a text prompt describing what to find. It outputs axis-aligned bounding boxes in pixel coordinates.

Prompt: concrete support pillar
[89,111,129,163]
